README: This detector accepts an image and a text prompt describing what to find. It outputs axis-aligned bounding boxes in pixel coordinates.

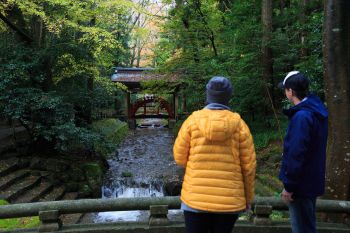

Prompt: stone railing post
[149,205,169,226]
[38,210,62,232]
[253,205,272,225]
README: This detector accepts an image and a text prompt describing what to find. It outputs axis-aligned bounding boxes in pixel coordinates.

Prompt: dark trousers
[184,211,239,233]
[288,197,317,233]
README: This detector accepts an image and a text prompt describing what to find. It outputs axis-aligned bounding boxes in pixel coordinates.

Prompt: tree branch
[0,12,33,43]
[194,0,218,56]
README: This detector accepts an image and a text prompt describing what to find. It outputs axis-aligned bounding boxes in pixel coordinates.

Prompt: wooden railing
[0,197,349,233]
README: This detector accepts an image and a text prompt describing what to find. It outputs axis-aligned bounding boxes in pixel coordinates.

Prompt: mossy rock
[29,157,43,170]
[78,184,92,198]
[17,157,30,168]
[46,173,62,185]
[164,180,182,196]
[59,173,71,183]
[45,159,69,172]
[92,118,128,158]
[83,163,104,198]
[65,182,80,192]
[0,199,8,205]
[30,170,41,176]
[68,167,85,182]
[83,163,104,179]
[121,171,133,177]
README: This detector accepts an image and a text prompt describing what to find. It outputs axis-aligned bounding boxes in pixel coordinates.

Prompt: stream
[92,119,182,222]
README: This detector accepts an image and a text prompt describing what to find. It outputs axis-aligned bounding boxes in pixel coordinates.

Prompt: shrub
[92,118,128,157]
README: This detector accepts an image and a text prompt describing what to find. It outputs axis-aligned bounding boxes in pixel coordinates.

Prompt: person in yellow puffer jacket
[173,76,256,233]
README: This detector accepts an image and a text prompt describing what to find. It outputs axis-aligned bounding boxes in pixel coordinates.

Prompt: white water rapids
[93,119,182,223]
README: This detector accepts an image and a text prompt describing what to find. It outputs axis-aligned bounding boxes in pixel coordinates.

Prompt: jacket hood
[193,109,237,141]
[284,94,328,119]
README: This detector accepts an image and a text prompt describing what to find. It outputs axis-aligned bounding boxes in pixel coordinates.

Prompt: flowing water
[92,119,182,223]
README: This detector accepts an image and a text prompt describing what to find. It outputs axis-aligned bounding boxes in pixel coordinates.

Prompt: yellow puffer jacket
[173,109,256,212]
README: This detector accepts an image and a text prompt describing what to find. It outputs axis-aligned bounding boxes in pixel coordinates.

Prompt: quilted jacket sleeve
[238,119,256,204]
[173,116,192,167]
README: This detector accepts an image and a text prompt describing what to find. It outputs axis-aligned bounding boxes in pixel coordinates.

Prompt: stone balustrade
[0,196,349,233]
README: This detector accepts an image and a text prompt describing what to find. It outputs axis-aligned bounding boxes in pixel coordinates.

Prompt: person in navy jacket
[278,71,328,233]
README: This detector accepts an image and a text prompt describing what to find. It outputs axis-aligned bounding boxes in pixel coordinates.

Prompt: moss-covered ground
[0,200,40,230]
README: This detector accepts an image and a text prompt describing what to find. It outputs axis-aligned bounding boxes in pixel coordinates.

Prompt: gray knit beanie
[206,76,233,105]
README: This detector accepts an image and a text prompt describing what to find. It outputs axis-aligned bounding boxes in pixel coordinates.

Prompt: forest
[0,0,349,217]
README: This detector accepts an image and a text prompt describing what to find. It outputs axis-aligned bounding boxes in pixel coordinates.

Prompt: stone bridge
[0,197,349,233]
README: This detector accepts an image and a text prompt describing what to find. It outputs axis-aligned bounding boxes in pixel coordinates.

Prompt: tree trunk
[261,0,275,112]
[85,17,96,124]
[136,47,142,67]
[194,0,217,57]
[31,15,43,48]
[323,0,350,222]
[130,44,137,67]
[280,0,286,10]
[300,0,309,58]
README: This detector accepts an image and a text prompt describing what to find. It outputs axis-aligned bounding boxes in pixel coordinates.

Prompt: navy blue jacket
[279,94,328,197]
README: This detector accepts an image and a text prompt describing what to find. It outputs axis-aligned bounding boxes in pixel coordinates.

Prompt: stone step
[61,192,83,225]
[0,158,18,177]
[61,213,85,225]
[78,213,95,224]
[62,192,81,223]
[13,181,53,204]
[0,175,41,202]
[0,169,30,190]
[38,186,66,202]
[62,192,79,200]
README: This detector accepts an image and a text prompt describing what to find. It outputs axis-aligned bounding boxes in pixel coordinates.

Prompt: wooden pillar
[114,98,118,114]
[169,93,178,129]
[173,93,179,120]
[126,92,136,129]
[126,92,131,118]
[182,94,187,114]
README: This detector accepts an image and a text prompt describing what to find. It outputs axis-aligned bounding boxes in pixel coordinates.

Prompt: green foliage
[0,42,102,152]
[92,118,128,157]
[294,12,324,98]
[272,4,324,100]
[92,77,123,119]
[0,200,7,205]
[270,211,286,221]
[155,0,324,127]
[141,79,178,94]
[0,217,40,230]
[0,0,325,158]
[0,0,138,154]
[121,171,133,177]
[155,0,265,115]
[250,117,288,151]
